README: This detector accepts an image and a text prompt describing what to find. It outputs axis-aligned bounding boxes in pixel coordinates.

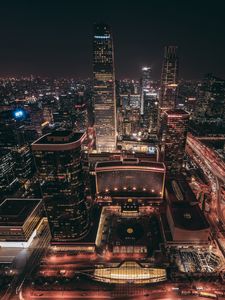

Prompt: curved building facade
[95,159,165,202]
[94,261,167,284]
[32,130,89,242]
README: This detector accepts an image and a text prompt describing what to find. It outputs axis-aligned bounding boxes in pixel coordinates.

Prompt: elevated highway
[186,134,225,225]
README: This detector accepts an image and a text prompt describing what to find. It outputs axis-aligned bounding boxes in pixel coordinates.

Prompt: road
[21,283,225,300]
[2,219,51,300]
[186,134,225,225]
[186,134,225,182]
[19,246,225,300]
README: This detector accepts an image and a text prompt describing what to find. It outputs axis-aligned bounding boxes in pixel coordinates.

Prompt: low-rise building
[0,198,43,248]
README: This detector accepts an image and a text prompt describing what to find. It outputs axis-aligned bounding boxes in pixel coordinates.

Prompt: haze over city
[0,0,225,79]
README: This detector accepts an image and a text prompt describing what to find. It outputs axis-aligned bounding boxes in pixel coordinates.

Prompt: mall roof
[169,202,209,231]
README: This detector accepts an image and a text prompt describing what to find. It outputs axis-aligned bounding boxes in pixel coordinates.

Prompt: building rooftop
[33,130,85,145]
[96,159,165,171]
[0,198,42,227]
[94,261,166,284]
[32,130,86,151]
[166,178,198,204]
[170,202,209,231]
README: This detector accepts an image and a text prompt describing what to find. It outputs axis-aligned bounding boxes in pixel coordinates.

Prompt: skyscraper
[93,23,117,152]
[0,109,34,188]
[32,129,89,243]
[194,73,225,121]
[158,46,179,123]
[140,67,152,115]
[0,110,26,149]
[0,150,18,198]
[160,109,189,174]
[143,92,158,133]
[11,145,34,181]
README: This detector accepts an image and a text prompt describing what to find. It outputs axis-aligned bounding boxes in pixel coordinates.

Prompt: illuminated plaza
[94,261,167,284]
[95,204,162,256]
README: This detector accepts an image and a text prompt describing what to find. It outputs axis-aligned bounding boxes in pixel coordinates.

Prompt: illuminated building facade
[0,198,43,248]
[119,142,158,158]
[159,46,179,123]
[161,109,189,173]
[193,73,225,124]
[143,92,158,133]
[32,130,89,242]
[140,67,152,115]
[11,145,34,181]
[117,107,141,138]
[95,158,165,203]
[0,109,35,185]
[55,94,88,131]
[93,23,117,152]
[27,106,45,136]
[129,94,141,109]
[94,261,166,284]
[0,150,18,197]
[73,103,88,132]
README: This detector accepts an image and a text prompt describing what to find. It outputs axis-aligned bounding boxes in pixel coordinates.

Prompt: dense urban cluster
[0,23,224,300]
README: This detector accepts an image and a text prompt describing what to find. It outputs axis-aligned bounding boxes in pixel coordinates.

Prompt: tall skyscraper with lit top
[158,46,179,123]
[140,66,152,115]
[93,23,117,152]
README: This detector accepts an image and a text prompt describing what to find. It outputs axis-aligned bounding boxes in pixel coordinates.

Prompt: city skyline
[0,3,225,299]
[0,1,225,79]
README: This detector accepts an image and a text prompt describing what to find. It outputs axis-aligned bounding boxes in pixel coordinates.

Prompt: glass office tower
[93,23,117,152]
[32,129,89,242]
[160,109,189,174]
[158,46,179,125]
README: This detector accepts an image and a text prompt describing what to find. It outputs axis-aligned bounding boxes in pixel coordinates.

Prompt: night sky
[0,0,225,80]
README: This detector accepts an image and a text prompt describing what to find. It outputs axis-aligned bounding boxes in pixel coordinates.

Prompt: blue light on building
[148,146,156,154]
[12,108,27,121]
